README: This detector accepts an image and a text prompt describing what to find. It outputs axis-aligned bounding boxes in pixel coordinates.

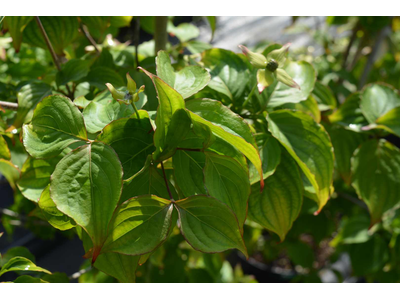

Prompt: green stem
[131,102,140,119]
[154,16,168,52]
[242,83,257,109]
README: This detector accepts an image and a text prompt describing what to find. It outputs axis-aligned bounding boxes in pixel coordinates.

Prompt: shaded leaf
[94,252,140,283]
[56,59,90,86]
[0,135,10,160]
[0,159,20,189]
[312,81,337,111]
[2,16,33,52]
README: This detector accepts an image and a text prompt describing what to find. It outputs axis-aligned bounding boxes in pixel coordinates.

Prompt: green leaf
[175,195,247,257]
[248,150,303,241]
[329,92,368,132]
[56,59,90,86]
[267,61,316,108]
[277,94,321,123]
[22,95,88,159]
[201,48,249,103]
[13,82,52,128]
[120,156,178,203]
[204,152,250,230]
[1,247,36,266]
[351,139,400,225]
[330,213,371,246]
[139,68,186,162]
[50,142,123,257]
[94,252,140,283]
[13,275,47,283]
[267,110,334,211]
[361,83,400,124]
[0,256,51,277]
[87,66,125,90]
[0,159,20,189]
[102,195,174,256]
[0,135,10,160]
[373,106,400,137]
[38,185,75,231]
[110,16,133,28]
[249,133,281,184]
[186,99,263,186]
[2,17,33,52]
[328,126,367,185]
[312,81,337,111]
[205,17,216,41]
[156,51,210,99]
[286,241,314,268]
[82,99,135,134]
[23,17,79,55]
[96,111,155,179]
[168,22,199,43]
[172,150,206,198]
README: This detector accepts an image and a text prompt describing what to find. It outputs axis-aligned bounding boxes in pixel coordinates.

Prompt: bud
[126,73,137,95]
[267,43,291,67]
[106,83,125,101]
[256,69,275,93]
[275,69,300,90]
[238,45,267,69]
[132,85,145,103]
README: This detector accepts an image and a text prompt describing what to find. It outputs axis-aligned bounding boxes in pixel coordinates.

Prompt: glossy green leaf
[1,247,36,266]
[173,150,206,198]
[102,195,174,256]
[23,17,79,55]
[249,133,281,184]
[0,256,51,277]
[156,51,210,99]
[267,61,316,108]
[374,106,400,137]
[50,142,123,256]
[96,110,154,179]
[94,252,140,283]
[312,81,337,111]
[277,94,321,123]
[38,185,75,231]
[204,152,250,230]
[0,135,10,160]
[329,92,368,132]
[56,59,90,86]
[175,195,247,257]
[267,110,334,211]
[186,99,263,186]
[361,83,400,124]
[201,48,249,103]
[0,159,20,189]
[2,17,33,52]
[351,139,400,225]
[120,156,177,203]
[248,150,303,241]
[328,126,367,185]
[13,82,52,128]
[22,95,88,159]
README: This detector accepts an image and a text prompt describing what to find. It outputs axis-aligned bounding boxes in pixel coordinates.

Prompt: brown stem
[154,16,168,53]
[35,16,61,71]
[80,23,100,53]
[0,101,18,110]
[160,161,173,200]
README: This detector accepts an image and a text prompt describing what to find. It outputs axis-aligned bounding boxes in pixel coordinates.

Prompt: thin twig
[35,16,61,71]
[0,101,18,110]
[80,23,100,53]
[160,161,173,200]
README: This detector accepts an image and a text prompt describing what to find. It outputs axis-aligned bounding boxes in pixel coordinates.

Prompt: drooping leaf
[249,133,281,184]
[56,59,91,86]
[22,95,88,159]
[0,257,51,277]
[351,139,400,225]
[23,16,79,55]
[0,135,10,160]
[13,82,52,128]
[248,149,303,241]
[102,195,174,256]
[156,51,210,99]
[201,48,249,103]
[361,83,400,124]
[175,195,247,257]
[2,16,33,52]
[329,92,368,132]
[0,159,20,189]
[50,142,123,257]
[172,150,206,198]
[267,61,316,108]
[312,81,337,111]
[96,111,154,179]
[94,252,140,283]
[204,151,250,230]
[38,185,76,231]
[267,110,334,211]
[120,156,178,203]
